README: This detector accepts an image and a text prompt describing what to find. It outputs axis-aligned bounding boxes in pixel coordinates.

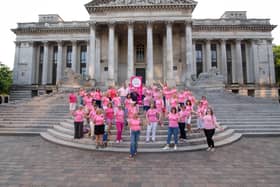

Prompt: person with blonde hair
[92,108,105,149]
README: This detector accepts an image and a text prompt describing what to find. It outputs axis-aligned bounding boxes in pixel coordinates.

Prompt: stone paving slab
[0,136,279,186]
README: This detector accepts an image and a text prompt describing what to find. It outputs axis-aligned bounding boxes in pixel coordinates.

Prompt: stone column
[13,41,20,83]
[127,22,134,80]
[95,38,101,82]
[185,22,193,86]
[89,22,96,81]
[146,22,154,86]
[71,40,77,73]
[267,39,276,84]
[205,39,211,72]
[42,42,49,85]
[235,39,244,84]
[166,21,175,87]
[108,22,115,86]
[192,41,196,76]
[246,41,254,83]
[56,41,63,84]
[220,39,227,83]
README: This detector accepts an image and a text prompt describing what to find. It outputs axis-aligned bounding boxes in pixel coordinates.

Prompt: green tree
[273,45,280,85]
[0,64,12,95]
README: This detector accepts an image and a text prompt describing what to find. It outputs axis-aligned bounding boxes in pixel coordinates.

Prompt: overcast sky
[0,0,279,69]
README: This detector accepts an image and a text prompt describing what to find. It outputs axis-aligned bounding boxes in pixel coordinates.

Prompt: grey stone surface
[0,136,280,186]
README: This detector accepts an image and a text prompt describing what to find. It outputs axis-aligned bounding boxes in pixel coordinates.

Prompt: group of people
[69,82,223,158]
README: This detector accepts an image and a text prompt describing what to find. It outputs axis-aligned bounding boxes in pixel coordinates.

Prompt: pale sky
[0,0,279,69]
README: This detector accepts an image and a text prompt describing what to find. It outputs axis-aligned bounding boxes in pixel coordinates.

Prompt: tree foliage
[0,64,12,95]
[273,45,280,67]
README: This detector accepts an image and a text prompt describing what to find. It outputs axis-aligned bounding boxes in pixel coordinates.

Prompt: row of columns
[89,21,193,86]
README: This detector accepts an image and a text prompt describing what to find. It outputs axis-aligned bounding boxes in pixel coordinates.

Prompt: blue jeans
[130,130,140,156]
[167,127,179,145]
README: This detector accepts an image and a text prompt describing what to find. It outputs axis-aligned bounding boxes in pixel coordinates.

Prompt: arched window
[136,43,145,62]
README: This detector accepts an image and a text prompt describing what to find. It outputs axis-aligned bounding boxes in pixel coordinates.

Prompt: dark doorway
[136,68,146,84]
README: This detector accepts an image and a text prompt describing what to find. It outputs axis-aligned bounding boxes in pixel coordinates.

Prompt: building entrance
[136,68,146,84]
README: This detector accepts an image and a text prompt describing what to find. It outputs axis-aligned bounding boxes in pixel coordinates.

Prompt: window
[226,44,232,84]
[211,44,217,68]
[66,46,72,68]
[136,43,145,62]
[195,44,203,76]
[53,46,58,64]
[80,45,87,80]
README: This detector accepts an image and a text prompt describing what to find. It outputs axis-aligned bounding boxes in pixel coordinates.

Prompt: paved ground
[0,136,279,187]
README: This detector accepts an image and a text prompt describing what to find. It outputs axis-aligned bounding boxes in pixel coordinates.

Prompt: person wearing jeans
[163,107,180,150]
[146,102,160,142]
[128,113,141,158]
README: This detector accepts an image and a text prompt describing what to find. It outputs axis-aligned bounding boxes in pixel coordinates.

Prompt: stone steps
[41,117,241,152]
[40,132,242,153]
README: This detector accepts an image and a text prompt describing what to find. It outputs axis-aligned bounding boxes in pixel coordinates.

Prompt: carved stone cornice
[192,24,276,32]
[85,0,197,13]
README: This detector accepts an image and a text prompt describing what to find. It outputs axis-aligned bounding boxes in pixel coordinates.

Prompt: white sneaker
[116,140,120,143]
[211,148,215,152]
[162,145,170,150]
[206,147,211,151]
[174,145,177,150]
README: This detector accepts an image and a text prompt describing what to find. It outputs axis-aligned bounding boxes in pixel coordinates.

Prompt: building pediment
[85,0,197,13]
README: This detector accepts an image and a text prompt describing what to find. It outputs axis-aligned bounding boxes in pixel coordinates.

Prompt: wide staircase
[0,93,70,135]
[193,90,280,136]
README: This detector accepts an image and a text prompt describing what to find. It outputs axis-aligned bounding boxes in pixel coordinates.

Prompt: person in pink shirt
[128,113,141,158]
[78,88,86,105]
[177,91,185,107]
[72,105,85,139]
[118,83,129,105]
[112,95,121,109]
[178,105,188,141]
[94,88,102,108]
[101,94,110,110]
[196,100,206,132]
[88,104,98,138]
[185,100,194,134]
[83,93,92,108]
[201,96,209,109]
[115,105,125,143]
[105,102,114,134]
[68,92,77,112]
[163,107,180,150]
[92,109,105,149]
[163,88,173,112]
[203,107,223,152]
[143,95,151,112]
[146,102,161,142]
[170,94,178,109]
[128,102,139,120]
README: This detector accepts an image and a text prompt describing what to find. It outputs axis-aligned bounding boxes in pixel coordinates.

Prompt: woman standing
[115,105,125,143]
[146,102,160,143]
[128,113,141,158]
[203,107,223,152]
[72,105,85,139]
[163,107,180,150]
[92,109,105,149]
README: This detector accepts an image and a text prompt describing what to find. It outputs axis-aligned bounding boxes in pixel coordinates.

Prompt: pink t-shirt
[125,98,133,109]
[178,110,188,123]
[112,97,121,107]
[118,87,128,97]
[168,113,179,127]
[83,96,92,107]
[203,115,217,129]
[94,114,104,126]
[129,118,141,131]
[94,91,102,100]
[69,94,77,103]
[164,90,173,100]
[115,109,124,123]
[197,106,206,118]
[73,110,84,122]
[79,90,86,97]
[128,106,138,119]
[146,109,159,123]
[178,93,185,103]
[102,97,110,108]
[155,99,163,111]
[89,110,96,121]
[143,96,151,106]
[201,99,209,108]
[105,108,114,120]
[170,98,178,108]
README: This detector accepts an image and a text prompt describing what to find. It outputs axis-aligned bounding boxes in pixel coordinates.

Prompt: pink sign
[130,76,143,105]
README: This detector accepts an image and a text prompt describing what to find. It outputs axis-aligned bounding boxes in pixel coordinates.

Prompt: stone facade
[11,0,278,97]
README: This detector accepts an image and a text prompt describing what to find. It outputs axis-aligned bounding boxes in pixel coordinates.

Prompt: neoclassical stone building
[12,0,278,98]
